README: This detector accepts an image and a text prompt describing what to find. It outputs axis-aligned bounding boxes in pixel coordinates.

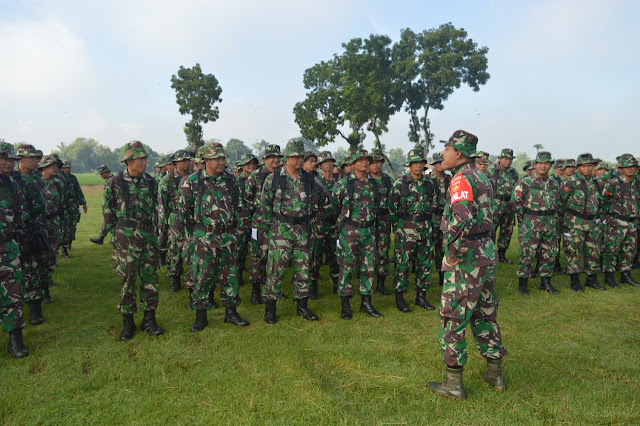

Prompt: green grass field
[1,185,639,424]
[75,173,107,185]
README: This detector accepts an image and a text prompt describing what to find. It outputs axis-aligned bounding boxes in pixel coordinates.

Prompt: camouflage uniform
[370,152,393,294]
[235,153,259,279]
[91,165,114,244]
[490,149,518,262]
[60,161,86,252]
[429,152,450,286]
[512,151,561,293]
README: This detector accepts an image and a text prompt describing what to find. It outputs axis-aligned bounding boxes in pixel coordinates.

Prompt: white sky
[1,0,638,161]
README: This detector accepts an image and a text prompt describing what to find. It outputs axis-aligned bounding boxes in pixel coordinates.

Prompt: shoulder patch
[449,174,474,205]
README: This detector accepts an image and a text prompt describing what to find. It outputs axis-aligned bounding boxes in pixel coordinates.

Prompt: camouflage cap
[15,144,39,158]
[405,149,426,167]
[554,159,565,169]
[534,151,554,164]
[237,153,258,167]
[303,150,318,161]
[51,153,64,167]
[316,151,335,165]
[349,149,372,165]
[263,144,281,158]
[617,153,638,168]
[172,149,191,162]
[193,147,205,164]
[564,159,576,168]
[370,150,385,162]
[283,139,305,157]
[201,145,226,160]
[499,148,514,159]
[38,155,58,169]
[0,142,19,160]
[441,130,478,157]
[594,163,609,171]
[522,160,533,172]
[475,150,490,165]
[121,140,148,162]
[576,153,597,166]
[96,164,110,174]
[34,150,43,158]
[62,160,71,168]
[430,152,444,165]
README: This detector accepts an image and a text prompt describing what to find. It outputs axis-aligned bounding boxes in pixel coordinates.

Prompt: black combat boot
[569,273,584,292]
[119,313,135,341]
[296,298,319,321]
[264,299,277,324]
[224,306,249,326]
[360,295,382,317]
[604,271,618,288]
[554,258,565,274]
[170,275,181,293]
[584,274,606,290]
[61,246,70,258]
[250,282,262,305]
[498,249,513,264]
[415,290,435,310]
[482,358,506,391]
[620,270,640,286]
[190,309,208,332]
[209,289,219,309]
[438,271,445,286]
[309,281,319,299]
[7,329,29,358]
[539,276,560,294]
[376,275,390,295]
[89,236,104,245]
[518,277,529,295]
[28,301,44,325]
[42,282,54,304]
[332,276,339,294]
[140,310,164,336]
[340,296,352,320]
[428,366,466,401]
[632,255,640,270]
[395,292,411,312]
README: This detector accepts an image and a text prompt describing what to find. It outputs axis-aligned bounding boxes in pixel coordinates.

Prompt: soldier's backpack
[194,169,238,222]
[345,175,380,216]
[399,174,434,214]
[271,168,314,216]
[118,171,158,216]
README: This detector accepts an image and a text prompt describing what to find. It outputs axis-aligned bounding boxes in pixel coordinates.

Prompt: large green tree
[394,23,490,154]
[52,137,122,173]
[170,64,223,151]
[224,138,252,163]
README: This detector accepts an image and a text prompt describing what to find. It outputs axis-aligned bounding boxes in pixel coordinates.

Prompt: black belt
[567,209,596,221]
[194,223,233,234]
[524,208,556,216]
[344,218,376,228]
[399,213,432,222]
[117,218,154,231]
[612,213,636,222]
[274,214,309,226]
[466,231,491,241]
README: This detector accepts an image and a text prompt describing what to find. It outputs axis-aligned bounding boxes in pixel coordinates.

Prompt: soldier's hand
[445,247,468,266]
[83,205,88,214]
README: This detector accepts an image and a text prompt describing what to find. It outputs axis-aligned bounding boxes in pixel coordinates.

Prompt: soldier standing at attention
[491,149,518,264]
[429,130,507,401]
[429,152,450,286]
[90,165,113,245]
[332,150,382,320]
[600,154,640,287]
[102,141,163,341]
[368,151,393,295]
[551,159,567,273]
[235,153,258,285]
[389,149,438,312]
[260,139,318,323]
[60,160,87,256]
[303,151,318,174]
[474,151,490,175]
[512,151,561,294]
[559,153,605,291]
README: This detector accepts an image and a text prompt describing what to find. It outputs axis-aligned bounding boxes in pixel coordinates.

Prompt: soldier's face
[175,159,191,175]
[577,164,594,178]
[287,155,304,171]
[0,155,6,170]
[242,161,257,175]
[128,156,147,175]
[433,162,444,173]
[441,145,462,170]
[369,160,384,175]
[620,166,638,180]
[594,168,606,177]
[343,164,353,174]
[563,166,575,177]
[409,161,424,176]
[320,160,335,173]
[303,157,317,173]
[354,157,370,173]
[62,167,71,173]
[4,159,15,174]
[476,162,489,173]
[20,156,39,171]
[100,171,111,180]
[265,155,280,170]
[499,157,513,169]
[534,161,552,177]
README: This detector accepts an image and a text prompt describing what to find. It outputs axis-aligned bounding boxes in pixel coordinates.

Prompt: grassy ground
[75,173,106,185]
[1,185,639,424]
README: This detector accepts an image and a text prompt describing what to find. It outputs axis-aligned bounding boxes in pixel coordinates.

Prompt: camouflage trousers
[439,261,507,367]
[61,211,80,247]
[237,228,252,272]
[375,215,391,277]
[182,238,195,290]
[263,222,310,301]
[250,228,269,285]
[517,226,558,278]
[21,253,41,302]
[563,226,602,275]
[602,218,637,272]
[493,202,516,251]
[37,226,60,286]
[0,254,25,333]
[393,228,432,293]
[431,216,445,273]
[190,233,240,309]
[166,228,185,278]
[337,225,375,297]
[309,222,339,282]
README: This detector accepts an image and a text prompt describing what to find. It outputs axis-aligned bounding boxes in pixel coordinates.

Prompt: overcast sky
[1,0,638,161]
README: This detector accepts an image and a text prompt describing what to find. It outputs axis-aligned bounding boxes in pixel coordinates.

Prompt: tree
[252,139,269,157]
[533,144,544,152]
[387,147,406,175]
[513,151,531,177]
[394,23,490,155]
[170,64,223,151]
[225,138,252,163]
[333,146,349,165]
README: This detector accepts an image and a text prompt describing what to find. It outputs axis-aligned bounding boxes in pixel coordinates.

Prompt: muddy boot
[539,276,560,294]
[119,313,135,341]
[584,274,606,290]
[340,296,352,320]
[264,299,277,324]
[620,270,640,286]
[428,366,466,401]
[250,282,262,305]
[224,306,249,326]
[296,298,318,321]
[140,310,164,336]
[518,277,529,295]
[360,295,382,318]
[604,271,618,288]
[309,281,319,300]
[395,292,411,313]
[376,275,390,295]
[482,358,506,391]
[569,273,584,292]
[7,329,29,358]
[28,300,44,325]
[190,309,208,332]
[415,289,435,310]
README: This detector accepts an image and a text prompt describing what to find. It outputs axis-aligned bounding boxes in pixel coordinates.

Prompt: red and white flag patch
[449,174,474,205]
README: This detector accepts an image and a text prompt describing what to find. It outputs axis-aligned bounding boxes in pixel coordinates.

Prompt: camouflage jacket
[429,173,450,220]
[0,174,24,261]
[390,174,438,238]
[67,173,86,208]
[158,170,188,236]
[601,173,640,220]
[559,173,600,230]
[491,166,518,204]
[512,174,559,232]
[333,173,379,232]
[371,173,393,218]
[55,170,73,212]
[259,168,315,226]
[441,162,495,267]
[14,171,46,231]
[42,176,65,229]
[312,173,339,226]
[244,164,275,229]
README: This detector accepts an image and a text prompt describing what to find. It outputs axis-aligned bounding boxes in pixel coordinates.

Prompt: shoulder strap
[0,174,16,194]
[510,168,518,182]
[347,177,355,199]
[382,175,392,190]
[401,175,409,199]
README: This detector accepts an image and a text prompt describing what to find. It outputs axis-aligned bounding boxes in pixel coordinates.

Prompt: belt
[399,213,432,222]
[466,231,491,241]
[524,208,556,216]
[497,194,511,202]
[194,223,233,235]
[344,218,376,228]
[612,213,636,222]
[274,214,309,226]
[567,209,596,221]
[117,218,154,231]
[378,208,390,216]
[45,212,60,220]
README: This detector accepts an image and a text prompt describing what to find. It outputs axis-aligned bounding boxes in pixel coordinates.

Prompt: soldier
[491,149,518,264]
[512,151,561,294]
[332,149,382,320]
[90,165,114,245]
[51,154,71,261]
[178,146,249,331]
[60,160,87,257]
[600,154,640,287]
[429,152,450,286]
[558,153,605,291]
[259,139,318,323]
[309,151,340,297]
[303,151,318,174]
[244,145,281,305]
[389,149,438,312]
[474,151,490,174]
[563,159,576,178]
[333,162,342,179]
[155,155,172,266]
[523,160,534,176]
[102,141,163,341]
[368,150,393,295]
[235,153,258,281]
[551,159,567,273]
[429,130,507,401]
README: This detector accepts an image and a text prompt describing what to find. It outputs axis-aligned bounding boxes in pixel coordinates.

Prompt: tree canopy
[224,138,252,163]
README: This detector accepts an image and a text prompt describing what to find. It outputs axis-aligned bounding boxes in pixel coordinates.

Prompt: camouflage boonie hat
[96,165,110,174]
[15,144,39,158]
[475,151,490,165]
[237,153,258,167]
[263,144,281,158]
[304,151,318,161]
[564,159,576,168]
[430,152,444,165]
[201,145,226,160]
[121,140,148,162]
[34,150,43,158]
[51,153,64,167]
[316,151,335,165]
[370,150,385,162]
[194,146,206,163]
[62,160,71,168]
[349,149,372,164]
[554,159,564,169]
[283,139,305,157]
[576,153,597,166]
[405,149,426,167]
[534,151,554,164]
[38,155,58,169]
[499,148,514,159]
[594,163,609,171]
[172,149,191,162]
[522,160,533,172]
[618,153,638,168]
[441,130,478,157]
[0,142,19,160]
